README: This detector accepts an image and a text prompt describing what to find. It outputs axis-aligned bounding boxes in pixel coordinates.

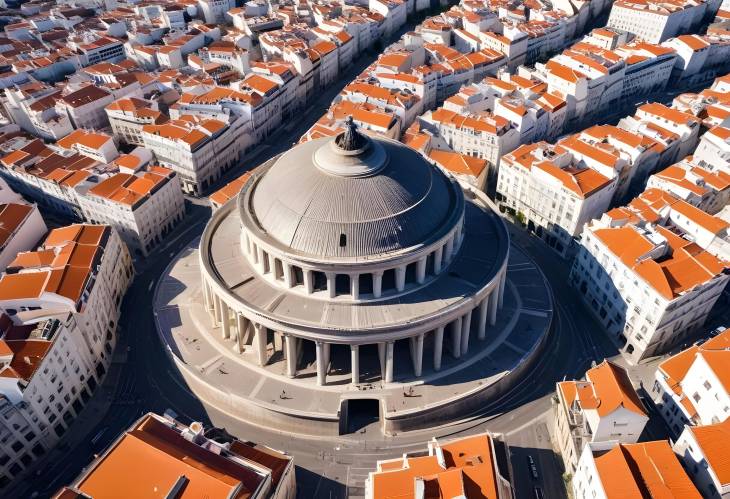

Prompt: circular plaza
[153,123,553,436]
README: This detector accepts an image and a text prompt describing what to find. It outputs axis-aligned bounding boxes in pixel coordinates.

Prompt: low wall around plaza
[382,309,553,434]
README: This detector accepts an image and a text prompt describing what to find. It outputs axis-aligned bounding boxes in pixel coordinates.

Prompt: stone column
[220,301,230,340]
[489,288,498,326]
[350,274,359,300]
[451,317,462,359]
[445,237,455,262]
[235,314,246,353]
[326,273,336,298]
[412,334,424,377]
[316,341,327,386]
[378,342,386,379]
[212,294,221,325]
[265,253,275,276]
[460,309,472,355]
[373,272,383,298]
[285,335,297,378]
[274,332,283,354]
[202,281,211,311]
[395,266,406,292]
[384,341,395,383]
[254,324,267,366]
[283,263,293,288]
[478,299,489,340]
[498,272,506,309]
[256,247,266,272]
[350,345,360,384]
[303,270,314,294]
[416,257,427,284]
[252,243,259,265]
[433,326,444,371]
[434,247,443,274]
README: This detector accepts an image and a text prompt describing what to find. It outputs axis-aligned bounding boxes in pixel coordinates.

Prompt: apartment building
[555,360,649,474]
[141,117,244,196]
[497,142,615,256]
[652,328,730,433]
[570,218,729,364]
[365,434,512,499]
[2,82,74,141]
[579,124,663,199]
[616,0,719,42]
[55,129,119,164]
[428,149,488,190]
[54,412,296,499]
[647,159,730,215]
[0,224,133,488]
[0,203,46,271]
[197,0,235,24]
[673,418,730,498]
[694,124,730,176]
[622,103,702,162]
[573,440,701,498]
[105,97,168,147]
[209,170,253,210]
[77,166,185,256]
[55,84,114,131]
[0,313,92,488]
[418,107,520,174]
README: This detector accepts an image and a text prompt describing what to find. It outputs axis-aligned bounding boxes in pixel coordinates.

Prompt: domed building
[155,120,552,435]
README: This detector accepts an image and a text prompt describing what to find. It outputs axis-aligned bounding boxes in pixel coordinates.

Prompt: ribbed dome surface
[246,136,461,259]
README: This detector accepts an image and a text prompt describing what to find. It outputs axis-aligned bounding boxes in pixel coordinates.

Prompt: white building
[141,117,245,196]
[197,0,235,24]
[570,219,729,364]
[0,224,133,488]
[105,97,168,147]
[56,85,114,132]
[0,203,46,271]
[0,313,92,488]
[78,166,185,257]
[497,141,615,256]
[573,440,702,499]
[555,360,649,474]
[607,0,716,43]
[673,418,730,498]
[652,328,730,434]
[418,107,520,175]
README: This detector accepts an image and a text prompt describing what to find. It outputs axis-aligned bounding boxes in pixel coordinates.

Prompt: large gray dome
[242,131,463,260]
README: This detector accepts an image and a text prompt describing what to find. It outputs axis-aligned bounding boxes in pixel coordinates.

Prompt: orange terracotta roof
[0,339,52,381]
[72,414,271,499]
[688,418,730,485]
[429,149,487,178]
[370,434,499,499]
[593,441,701,498]
[209,171,253,206]
[0,203,35,249]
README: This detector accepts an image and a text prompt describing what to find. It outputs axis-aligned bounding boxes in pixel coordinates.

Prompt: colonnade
[239,222,464,300]
[201,270,506,387]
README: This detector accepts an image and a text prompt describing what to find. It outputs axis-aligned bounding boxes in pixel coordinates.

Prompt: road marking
[521,309,548,318]
[147,279,156,291]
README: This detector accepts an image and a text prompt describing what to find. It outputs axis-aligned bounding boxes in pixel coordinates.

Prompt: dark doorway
[341,398,381,434]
